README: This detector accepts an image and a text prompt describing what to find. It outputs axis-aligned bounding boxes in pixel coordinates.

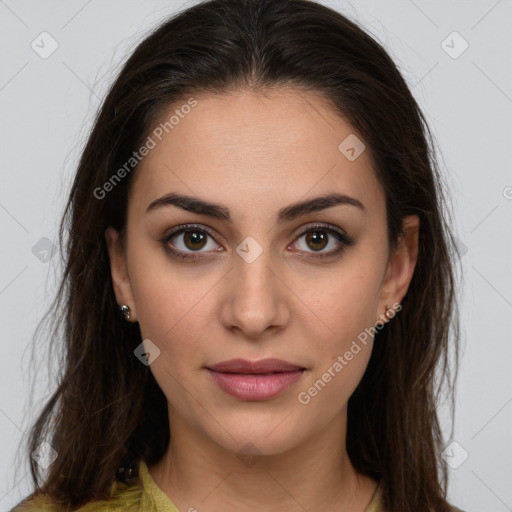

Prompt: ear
[376,215,420,325]
[104,227,137,322]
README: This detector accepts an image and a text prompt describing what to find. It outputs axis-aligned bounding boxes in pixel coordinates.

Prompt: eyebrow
[145,191,366,223]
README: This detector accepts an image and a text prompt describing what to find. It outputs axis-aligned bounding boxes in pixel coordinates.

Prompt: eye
[290,224,354,259]
[159,224,222,261]
[159,223,354,262]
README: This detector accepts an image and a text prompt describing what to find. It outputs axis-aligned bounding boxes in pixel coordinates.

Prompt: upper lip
[207,358,305,374]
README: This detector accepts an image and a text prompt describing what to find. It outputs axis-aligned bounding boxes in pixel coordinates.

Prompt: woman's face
[106,87,418,456]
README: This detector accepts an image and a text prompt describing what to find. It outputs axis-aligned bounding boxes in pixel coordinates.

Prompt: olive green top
[13,459,383,511]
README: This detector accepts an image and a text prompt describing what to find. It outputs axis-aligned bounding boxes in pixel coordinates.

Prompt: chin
[203,415,310,459]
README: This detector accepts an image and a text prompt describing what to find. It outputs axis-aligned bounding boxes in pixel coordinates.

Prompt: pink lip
[206,358,306,400]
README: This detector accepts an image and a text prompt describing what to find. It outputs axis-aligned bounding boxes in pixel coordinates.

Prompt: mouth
[205,358,306,401]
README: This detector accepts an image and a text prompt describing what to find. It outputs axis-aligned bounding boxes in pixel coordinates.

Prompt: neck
[148,405,378,511]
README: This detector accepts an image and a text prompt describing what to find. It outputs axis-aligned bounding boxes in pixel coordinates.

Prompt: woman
[12,0,463,510]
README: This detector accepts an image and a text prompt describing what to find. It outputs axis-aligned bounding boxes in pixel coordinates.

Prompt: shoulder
[364,478,383,512]
[362,479,466,512]
[10,477,144,512]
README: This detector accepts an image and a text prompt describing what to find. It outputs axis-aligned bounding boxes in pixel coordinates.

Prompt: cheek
[296,252,384,404]
[307,261,384,350]
[298,322,375,425]
[302,353,370,430]
[126,241,219,358]
[295,218,387,338]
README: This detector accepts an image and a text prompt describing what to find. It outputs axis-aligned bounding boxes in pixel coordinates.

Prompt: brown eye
[291,224,355,259]
[160,224,222,261]
[182,230,208,250]
[304,231,328,251]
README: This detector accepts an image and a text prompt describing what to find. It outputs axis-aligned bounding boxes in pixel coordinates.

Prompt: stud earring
[120,304,131,320]
[384,305,395,319]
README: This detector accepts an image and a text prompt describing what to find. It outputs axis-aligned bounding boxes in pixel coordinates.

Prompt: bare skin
[105,86,419,511]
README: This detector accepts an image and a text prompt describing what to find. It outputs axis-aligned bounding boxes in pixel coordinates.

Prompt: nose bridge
[235,235,278,306]
[236,239,274,294]
[222,235,287,336]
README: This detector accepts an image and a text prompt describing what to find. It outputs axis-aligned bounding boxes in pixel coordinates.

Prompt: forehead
[129,87,384,219]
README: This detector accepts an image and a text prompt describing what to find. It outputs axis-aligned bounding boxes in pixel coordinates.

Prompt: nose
[219,243,291,340]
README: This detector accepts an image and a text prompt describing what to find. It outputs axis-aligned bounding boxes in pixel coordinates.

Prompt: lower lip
[206,369,305,400]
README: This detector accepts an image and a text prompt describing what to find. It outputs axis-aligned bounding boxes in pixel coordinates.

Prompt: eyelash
[158,223,355,262]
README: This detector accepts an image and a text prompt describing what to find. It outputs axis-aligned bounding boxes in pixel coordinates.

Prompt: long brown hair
[12,0,461,510]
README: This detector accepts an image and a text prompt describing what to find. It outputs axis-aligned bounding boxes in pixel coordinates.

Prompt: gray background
[1,1,511,510]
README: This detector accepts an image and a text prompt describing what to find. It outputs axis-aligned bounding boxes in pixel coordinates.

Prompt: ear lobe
[377,215,420,321]
[104,227,136,319]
